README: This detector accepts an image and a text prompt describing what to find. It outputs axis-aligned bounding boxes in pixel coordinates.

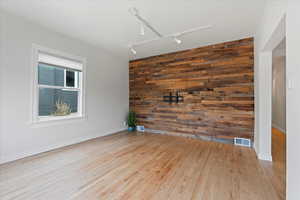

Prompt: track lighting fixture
[130,46,137,55]
[174,37,182,44]
[129,7,163,38]
[128,7,213,56]
[140,23,145,35]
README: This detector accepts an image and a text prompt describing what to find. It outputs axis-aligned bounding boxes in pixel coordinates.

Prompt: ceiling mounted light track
[174,37,182,44]
[129,46,137,55]
[128,7,213,55]
[129,7,163,38]
[140,23,145,36]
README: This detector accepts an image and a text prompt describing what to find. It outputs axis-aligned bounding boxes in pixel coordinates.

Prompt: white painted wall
[272,45,286,133]
[256,0,300,198]
[0,11,129,164]
[286,0,300,199]
[254,0,287,161]
[0,11,4,161]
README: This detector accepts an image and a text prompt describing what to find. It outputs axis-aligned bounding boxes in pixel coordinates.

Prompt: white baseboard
[257,153,273,161]
[0,128,126,165]
[253,144,273,161]
[272,123,286,133]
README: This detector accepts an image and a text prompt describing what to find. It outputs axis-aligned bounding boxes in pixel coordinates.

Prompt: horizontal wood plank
[129,38,254,139]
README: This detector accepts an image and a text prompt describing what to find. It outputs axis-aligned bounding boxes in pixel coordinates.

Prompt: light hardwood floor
[260,128,286,200]
[0,131,285,200]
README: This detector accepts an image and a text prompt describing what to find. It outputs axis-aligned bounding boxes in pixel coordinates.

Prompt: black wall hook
[163,91,184,103]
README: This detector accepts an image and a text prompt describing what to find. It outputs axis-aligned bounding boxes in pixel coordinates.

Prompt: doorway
[271,38,286,199]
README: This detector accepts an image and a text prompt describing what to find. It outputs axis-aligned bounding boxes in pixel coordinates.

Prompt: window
[32,45,85,123]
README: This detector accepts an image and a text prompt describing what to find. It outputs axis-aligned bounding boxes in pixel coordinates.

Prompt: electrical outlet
[123,121,127,126]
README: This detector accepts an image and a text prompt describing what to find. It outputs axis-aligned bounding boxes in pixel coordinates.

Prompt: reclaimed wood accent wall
[129,38,254,140]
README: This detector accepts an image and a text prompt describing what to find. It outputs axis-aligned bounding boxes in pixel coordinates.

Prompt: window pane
[66,70,75,87]
[38,63,64,86]
[39,88,78,116]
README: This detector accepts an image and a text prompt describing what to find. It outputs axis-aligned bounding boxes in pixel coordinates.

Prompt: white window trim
[30,44,87,125]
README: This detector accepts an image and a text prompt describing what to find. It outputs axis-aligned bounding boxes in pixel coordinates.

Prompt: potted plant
[126,111,137,131]
[52,99,72,116]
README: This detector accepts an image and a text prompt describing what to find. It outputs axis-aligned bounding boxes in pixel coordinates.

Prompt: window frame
[31,44,87,124]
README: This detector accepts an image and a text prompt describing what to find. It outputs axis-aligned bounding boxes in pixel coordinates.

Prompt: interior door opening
[271,38,286,199]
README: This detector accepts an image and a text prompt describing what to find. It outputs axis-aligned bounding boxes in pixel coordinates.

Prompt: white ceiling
[0,0,266,60]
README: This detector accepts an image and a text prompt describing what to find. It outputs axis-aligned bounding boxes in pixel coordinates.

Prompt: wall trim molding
[145,128,235,145]
[257,152,273,161]
[0,128,126,165]
[254,141,272,161]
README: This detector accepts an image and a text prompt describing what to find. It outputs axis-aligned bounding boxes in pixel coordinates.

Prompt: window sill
[30,114,87,128]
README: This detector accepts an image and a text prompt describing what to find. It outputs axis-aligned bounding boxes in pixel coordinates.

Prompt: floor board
[259,128,286,200]
[0,131,285,200]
